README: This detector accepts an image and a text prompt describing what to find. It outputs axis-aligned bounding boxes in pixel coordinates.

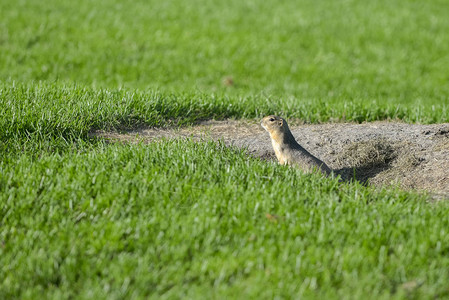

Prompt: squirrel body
[261,115,331,175]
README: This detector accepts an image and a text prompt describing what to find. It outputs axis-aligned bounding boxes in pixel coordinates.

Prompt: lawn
[1,0,449,298]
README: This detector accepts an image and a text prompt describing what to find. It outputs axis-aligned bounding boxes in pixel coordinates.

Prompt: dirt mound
[92,120,449,199]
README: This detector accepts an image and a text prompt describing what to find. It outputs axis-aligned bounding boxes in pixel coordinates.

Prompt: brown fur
[261,115,331,175]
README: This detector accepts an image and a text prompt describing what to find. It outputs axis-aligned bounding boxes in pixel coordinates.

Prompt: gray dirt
[92,120,449,199]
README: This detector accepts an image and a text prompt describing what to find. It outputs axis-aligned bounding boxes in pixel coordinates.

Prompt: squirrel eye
[269,118,275,122]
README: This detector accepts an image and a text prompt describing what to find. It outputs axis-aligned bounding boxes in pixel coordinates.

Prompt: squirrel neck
[271,125,300,148]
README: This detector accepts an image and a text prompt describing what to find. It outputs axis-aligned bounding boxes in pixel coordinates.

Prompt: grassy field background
[2,0,449,103]
[1,0,449,298]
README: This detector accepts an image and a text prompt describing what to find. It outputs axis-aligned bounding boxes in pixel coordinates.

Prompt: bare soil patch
[92,120,449,199]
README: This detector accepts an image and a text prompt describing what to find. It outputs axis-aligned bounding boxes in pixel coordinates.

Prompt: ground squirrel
[261,115,332,175]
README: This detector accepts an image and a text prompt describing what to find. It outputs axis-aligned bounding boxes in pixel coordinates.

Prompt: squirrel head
[260,115,288,135]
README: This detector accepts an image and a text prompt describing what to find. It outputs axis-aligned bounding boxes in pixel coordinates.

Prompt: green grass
[2,141,449,299]
[1,0,449,298]
[2,0,449,103]
[1,81,448,158]
[0,82,447,145]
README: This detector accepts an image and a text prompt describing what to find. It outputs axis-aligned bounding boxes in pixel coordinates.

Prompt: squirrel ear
[278,119,283,126]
